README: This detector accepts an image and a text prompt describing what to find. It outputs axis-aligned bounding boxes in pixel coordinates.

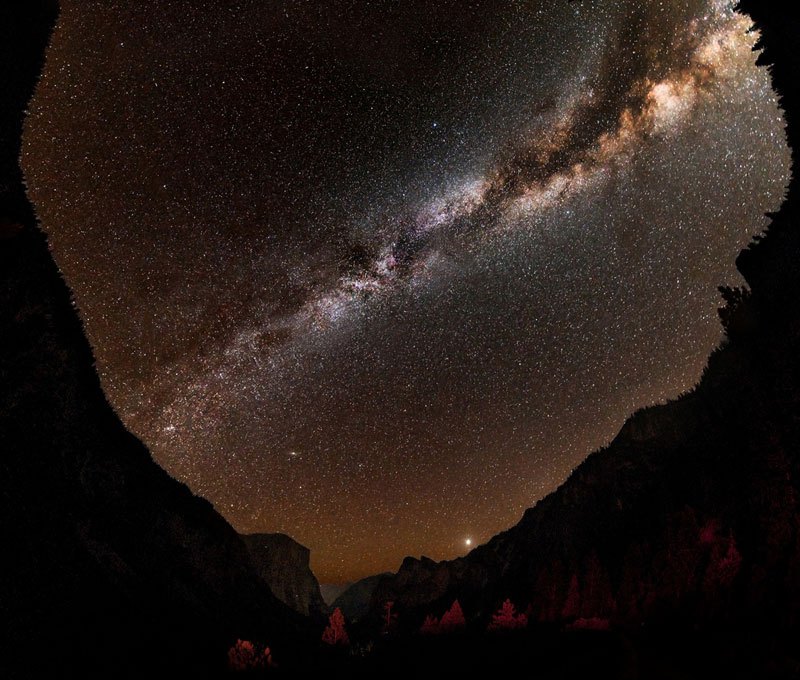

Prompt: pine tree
[439,599,466,632]
[227,639,274,671]
[419,614,440,635]
[383,600,398,633]
[561,574,581,619]
[488,598,528,631]
[322,607,350,646]
[228,639,257,671]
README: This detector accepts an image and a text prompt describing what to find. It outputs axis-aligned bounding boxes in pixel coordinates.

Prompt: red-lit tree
[699,518,720,546]
[322,607,350,646]
[228,640,275,671]
[383,600,399,633]
[488,598,528,631]
[561,573,581,619]
[419,614,440,635]
[228,639,256,671]
[439,599,466,632]
[566,617,610,631]
[705,532,743,589]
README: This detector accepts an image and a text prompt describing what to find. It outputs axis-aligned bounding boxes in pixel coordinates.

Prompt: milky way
[24,0,789,582]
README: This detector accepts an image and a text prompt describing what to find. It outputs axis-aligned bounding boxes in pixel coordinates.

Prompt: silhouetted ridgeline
[367,0,800,639]
[0,4,311,678]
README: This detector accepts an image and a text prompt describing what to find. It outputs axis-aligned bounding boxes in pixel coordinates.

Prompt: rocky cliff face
[369,0,800,635]
[332,573,393,622]
[0,4,309,677]
[242,533,327,619]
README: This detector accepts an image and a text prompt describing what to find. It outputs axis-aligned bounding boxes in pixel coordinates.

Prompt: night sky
[23,0,788,583]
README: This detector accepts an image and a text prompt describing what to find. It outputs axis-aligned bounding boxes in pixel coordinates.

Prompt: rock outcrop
[242,533,327,619]
[332,572,393,622]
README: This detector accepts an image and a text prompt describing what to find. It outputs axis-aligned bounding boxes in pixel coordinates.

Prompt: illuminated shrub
[488,598,528,631]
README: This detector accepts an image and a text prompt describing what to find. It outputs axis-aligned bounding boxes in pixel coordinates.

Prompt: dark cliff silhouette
[0,4,310,678]
[367,0,800,655]
[242,533,328,619]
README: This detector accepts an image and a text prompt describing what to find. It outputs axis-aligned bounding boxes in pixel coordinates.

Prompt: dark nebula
[23,0,788,581]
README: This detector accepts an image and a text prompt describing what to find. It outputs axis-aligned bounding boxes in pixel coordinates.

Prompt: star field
[23,0,789,582]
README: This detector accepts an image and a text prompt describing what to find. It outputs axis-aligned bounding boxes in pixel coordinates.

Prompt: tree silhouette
[382,600,398,633]
[717,285,752,338]
[488,598,528,631]
[227,639,274,671]
[716,536,742,588]
[566,617,610,631]
[561,573,581,619]
[699,518,720,546]
[228,639,256,671]
[705,531,743,590]
[419,614,440,635]
[439,599,466,632]
[322,607,350,646]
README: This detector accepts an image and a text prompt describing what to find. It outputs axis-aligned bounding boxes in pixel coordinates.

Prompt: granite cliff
[242,533,327,619]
